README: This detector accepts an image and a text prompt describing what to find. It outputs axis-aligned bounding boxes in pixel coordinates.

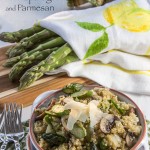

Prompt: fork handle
[14,140,20,150]
[0,139,9,150]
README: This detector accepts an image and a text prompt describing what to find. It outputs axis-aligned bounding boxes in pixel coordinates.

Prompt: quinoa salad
[33,83,142,150]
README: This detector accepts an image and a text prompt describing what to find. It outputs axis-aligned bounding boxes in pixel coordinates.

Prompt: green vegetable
[6,46,15,56]
[45,111,56,116]
[88,0,105,6]
[70,123,87,139]
[44,115,52,124]
[71,90,93,98]
[27,36,65,52]
[5,37,65,65]
[42,133,67,147]
[9,48,58,81]
[4,56,22,67]
[85,124,93,142]
[110,99,126,115]
[9,29,57,58]
[0,25,44,43]
[67,0,105,7]
[97,138,109,150]
[67,0,87,7]
[51,105,69,117]
[19,44,76,90]
[44,115,62,132]
[62,83,83,94]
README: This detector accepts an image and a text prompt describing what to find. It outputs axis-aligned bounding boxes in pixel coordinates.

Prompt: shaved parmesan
[78,109,89,122]
[64,100,87,110]
[63,97,74,103]
[67,109,82,130]
[88,100,104,127]
[63,98,108,130]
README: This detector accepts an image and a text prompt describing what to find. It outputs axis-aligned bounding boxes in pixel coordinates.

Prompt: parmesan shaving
[67,109,82,130]
[63,98,108,130]
[88,100,105,128]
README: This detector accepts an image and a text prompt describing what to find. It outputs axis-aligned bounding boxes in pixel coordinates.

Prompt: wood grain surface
[0,45,95,110]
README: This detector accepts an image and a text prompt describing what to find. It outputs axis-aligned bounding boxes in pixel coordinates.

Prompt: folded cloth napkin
[40,2,150,148]
[40,0,150,95]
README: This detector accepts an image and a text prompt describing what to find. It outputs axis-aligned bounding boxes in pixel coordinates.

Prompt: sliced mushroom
[35,99,56,120]
[100,114,115,133]
[126,132,136,148]
[129,107,135,114]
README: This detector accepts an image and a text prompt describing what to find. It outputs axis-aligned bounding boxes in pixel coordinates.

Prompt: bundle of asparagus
[0,1,113,90]
[0,25,79,90]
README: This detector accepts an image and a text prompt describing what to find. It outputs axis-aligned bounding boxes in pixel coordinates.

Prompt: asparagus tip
[18,80,29,90]
[3,63,9,67]
[0,32,14,42]
[3,60,11,67]
[18,85,24,91]
[5,52,9,56]
[0,33,6,41]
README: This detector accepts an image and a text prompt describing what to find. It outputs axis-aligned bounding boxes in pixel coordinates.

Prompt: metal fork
[0,104,12,150]
[9,103,24,150]
[0,110,5,143]
[0,103,24,150]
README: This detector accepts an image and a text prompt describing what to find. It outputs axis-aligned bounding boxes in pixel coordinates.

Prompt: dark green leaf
[84,32,109,59]
[71,90,93,98]
[42,133,67,147]
[76,22,105,32]
[70,123,87,139]
[97,138,109,150]
[62,83,83,94]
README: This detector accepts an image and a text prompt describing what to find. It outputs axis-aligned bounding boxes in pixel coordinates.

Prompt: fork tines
[2,103,23,135]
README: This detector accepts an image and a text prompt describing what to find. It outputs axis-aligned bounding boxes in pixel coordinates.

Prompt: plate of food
[29,83,146,150]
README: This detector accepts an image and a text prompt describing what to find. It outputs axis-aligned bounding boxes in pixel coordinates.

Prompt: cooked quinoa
[33,85,142,150]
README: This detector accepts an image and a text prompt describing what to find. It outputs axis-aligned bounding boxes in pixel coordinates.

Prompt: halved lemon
[103,0,150,32]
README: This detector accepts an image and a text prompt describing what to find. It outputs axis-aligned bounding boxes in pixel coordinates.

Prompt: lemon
[103,0,150,32]
[118,8,150,32]
[103,0,138,24]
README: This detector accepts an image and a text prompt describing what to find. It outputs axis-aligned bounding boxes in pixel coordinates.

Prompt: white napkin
[40,1,150,148]
[40,0,150,94]
[40,0,150,58]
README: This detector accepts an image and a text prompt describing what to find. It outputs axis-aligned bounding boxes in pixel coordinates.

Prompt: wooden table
[0,45,95,110]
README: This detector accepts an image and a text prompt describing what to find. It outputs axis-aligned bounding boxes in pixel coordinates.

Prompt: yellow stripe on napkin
[88,61,150,76]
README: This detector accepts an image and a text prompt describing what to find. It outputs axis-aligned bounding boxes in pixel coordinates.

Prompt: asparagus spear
[4,38,55,66]
[9,48,59,81]
[67,0,87,7]
[9,36,65,58]
[87,0,105,6]
[0,25,44,43]
[9,29,57,58]
[4,56,21,67]
[4,37,66,67]
[67,0,105,7]
[19,44,76,90]
[6,46,15,56]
